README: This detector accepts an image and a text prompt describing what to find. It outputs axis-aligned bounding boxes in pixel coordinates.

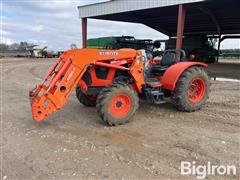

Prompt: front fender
[161,62,207,91]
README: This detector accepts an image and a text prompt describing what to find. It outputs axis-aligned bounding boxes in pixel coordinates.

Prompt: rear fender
[161,62,207,91]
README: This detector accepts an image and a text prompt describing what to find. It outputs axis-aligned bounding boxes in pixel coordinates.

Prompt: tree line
[0,42,34,52]
[221,49,240,58]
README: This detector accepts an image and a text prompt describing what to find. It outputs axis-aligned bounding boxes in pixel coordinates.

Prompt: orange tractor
[29,48,209,126]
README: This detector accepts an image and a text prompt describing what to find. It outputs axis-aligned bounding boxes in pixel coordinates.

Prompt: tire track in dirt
[3,58,240,179]
[29,65,45,80]
[3,61,53,81]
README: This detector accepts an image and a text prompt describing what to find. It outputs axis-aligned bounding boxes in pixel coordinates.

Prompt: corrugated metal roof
[78,0,240,36]
[78,0,205,18]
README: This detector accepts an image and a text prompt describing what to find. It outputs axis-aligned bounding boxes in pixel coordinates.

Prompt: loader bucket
[29,57,86,122]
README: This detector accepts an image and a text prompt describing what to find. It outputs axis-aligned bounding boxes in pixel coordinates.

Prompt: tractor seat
[145,78,162,88]
[161,49,185,66]
[150,50,182,76]
[161,52,179,67]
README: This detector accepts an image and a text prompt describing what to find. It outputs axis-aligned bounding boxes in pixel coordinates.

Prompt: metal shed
[78,0,240,48]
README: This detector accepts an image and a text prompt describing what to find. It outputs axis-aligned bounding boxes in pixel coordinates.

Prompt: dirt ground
[1,58,239,180]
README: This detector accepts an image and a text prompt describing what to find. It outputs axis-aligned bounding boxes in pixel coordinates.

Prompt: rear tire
[171,66,209,112]
[96,83,139,126]
[76,86,96,107]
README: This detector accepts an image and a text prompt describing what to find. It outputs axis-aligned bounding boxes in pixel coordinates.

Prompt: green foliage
[0,44,9,52]
[0,41,34,53]
[221,49,240,58]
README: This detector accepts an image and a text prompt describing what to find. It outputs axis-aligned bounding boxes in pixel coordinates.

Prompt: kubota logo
[65,68,76,84]
[99,51,119,56]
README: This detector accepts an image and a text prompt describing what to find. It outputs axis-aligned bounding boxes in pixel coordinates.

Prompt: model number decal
[99,52,119,56]
[65,68,76,84]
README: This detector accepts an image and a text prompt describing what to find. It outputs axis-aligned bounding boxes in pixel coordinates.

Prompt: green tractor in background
[87,35,219,63]
[87,36,162,57]
[164,34,219,63]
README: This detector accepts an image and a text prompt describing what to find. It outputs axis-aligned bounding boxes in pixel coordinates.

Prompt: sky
[1,0,240,51]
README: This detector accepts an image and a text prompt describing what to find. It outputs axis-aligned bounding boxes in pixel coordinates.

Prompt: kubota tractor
[29,48,209,126]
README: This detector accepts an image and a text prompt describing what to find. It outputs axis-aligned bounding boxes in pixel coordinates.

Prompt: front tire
[171,66,209,112]
[96,83,139,126]
[76,86,96,107]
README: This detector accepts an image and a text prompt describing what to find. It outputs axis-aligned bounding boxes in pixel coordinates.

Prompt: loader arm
[29,48,138,122]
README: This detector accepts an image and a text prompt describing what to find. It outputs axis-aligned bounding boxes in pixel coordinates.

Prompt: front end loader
[30,48,209,126]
